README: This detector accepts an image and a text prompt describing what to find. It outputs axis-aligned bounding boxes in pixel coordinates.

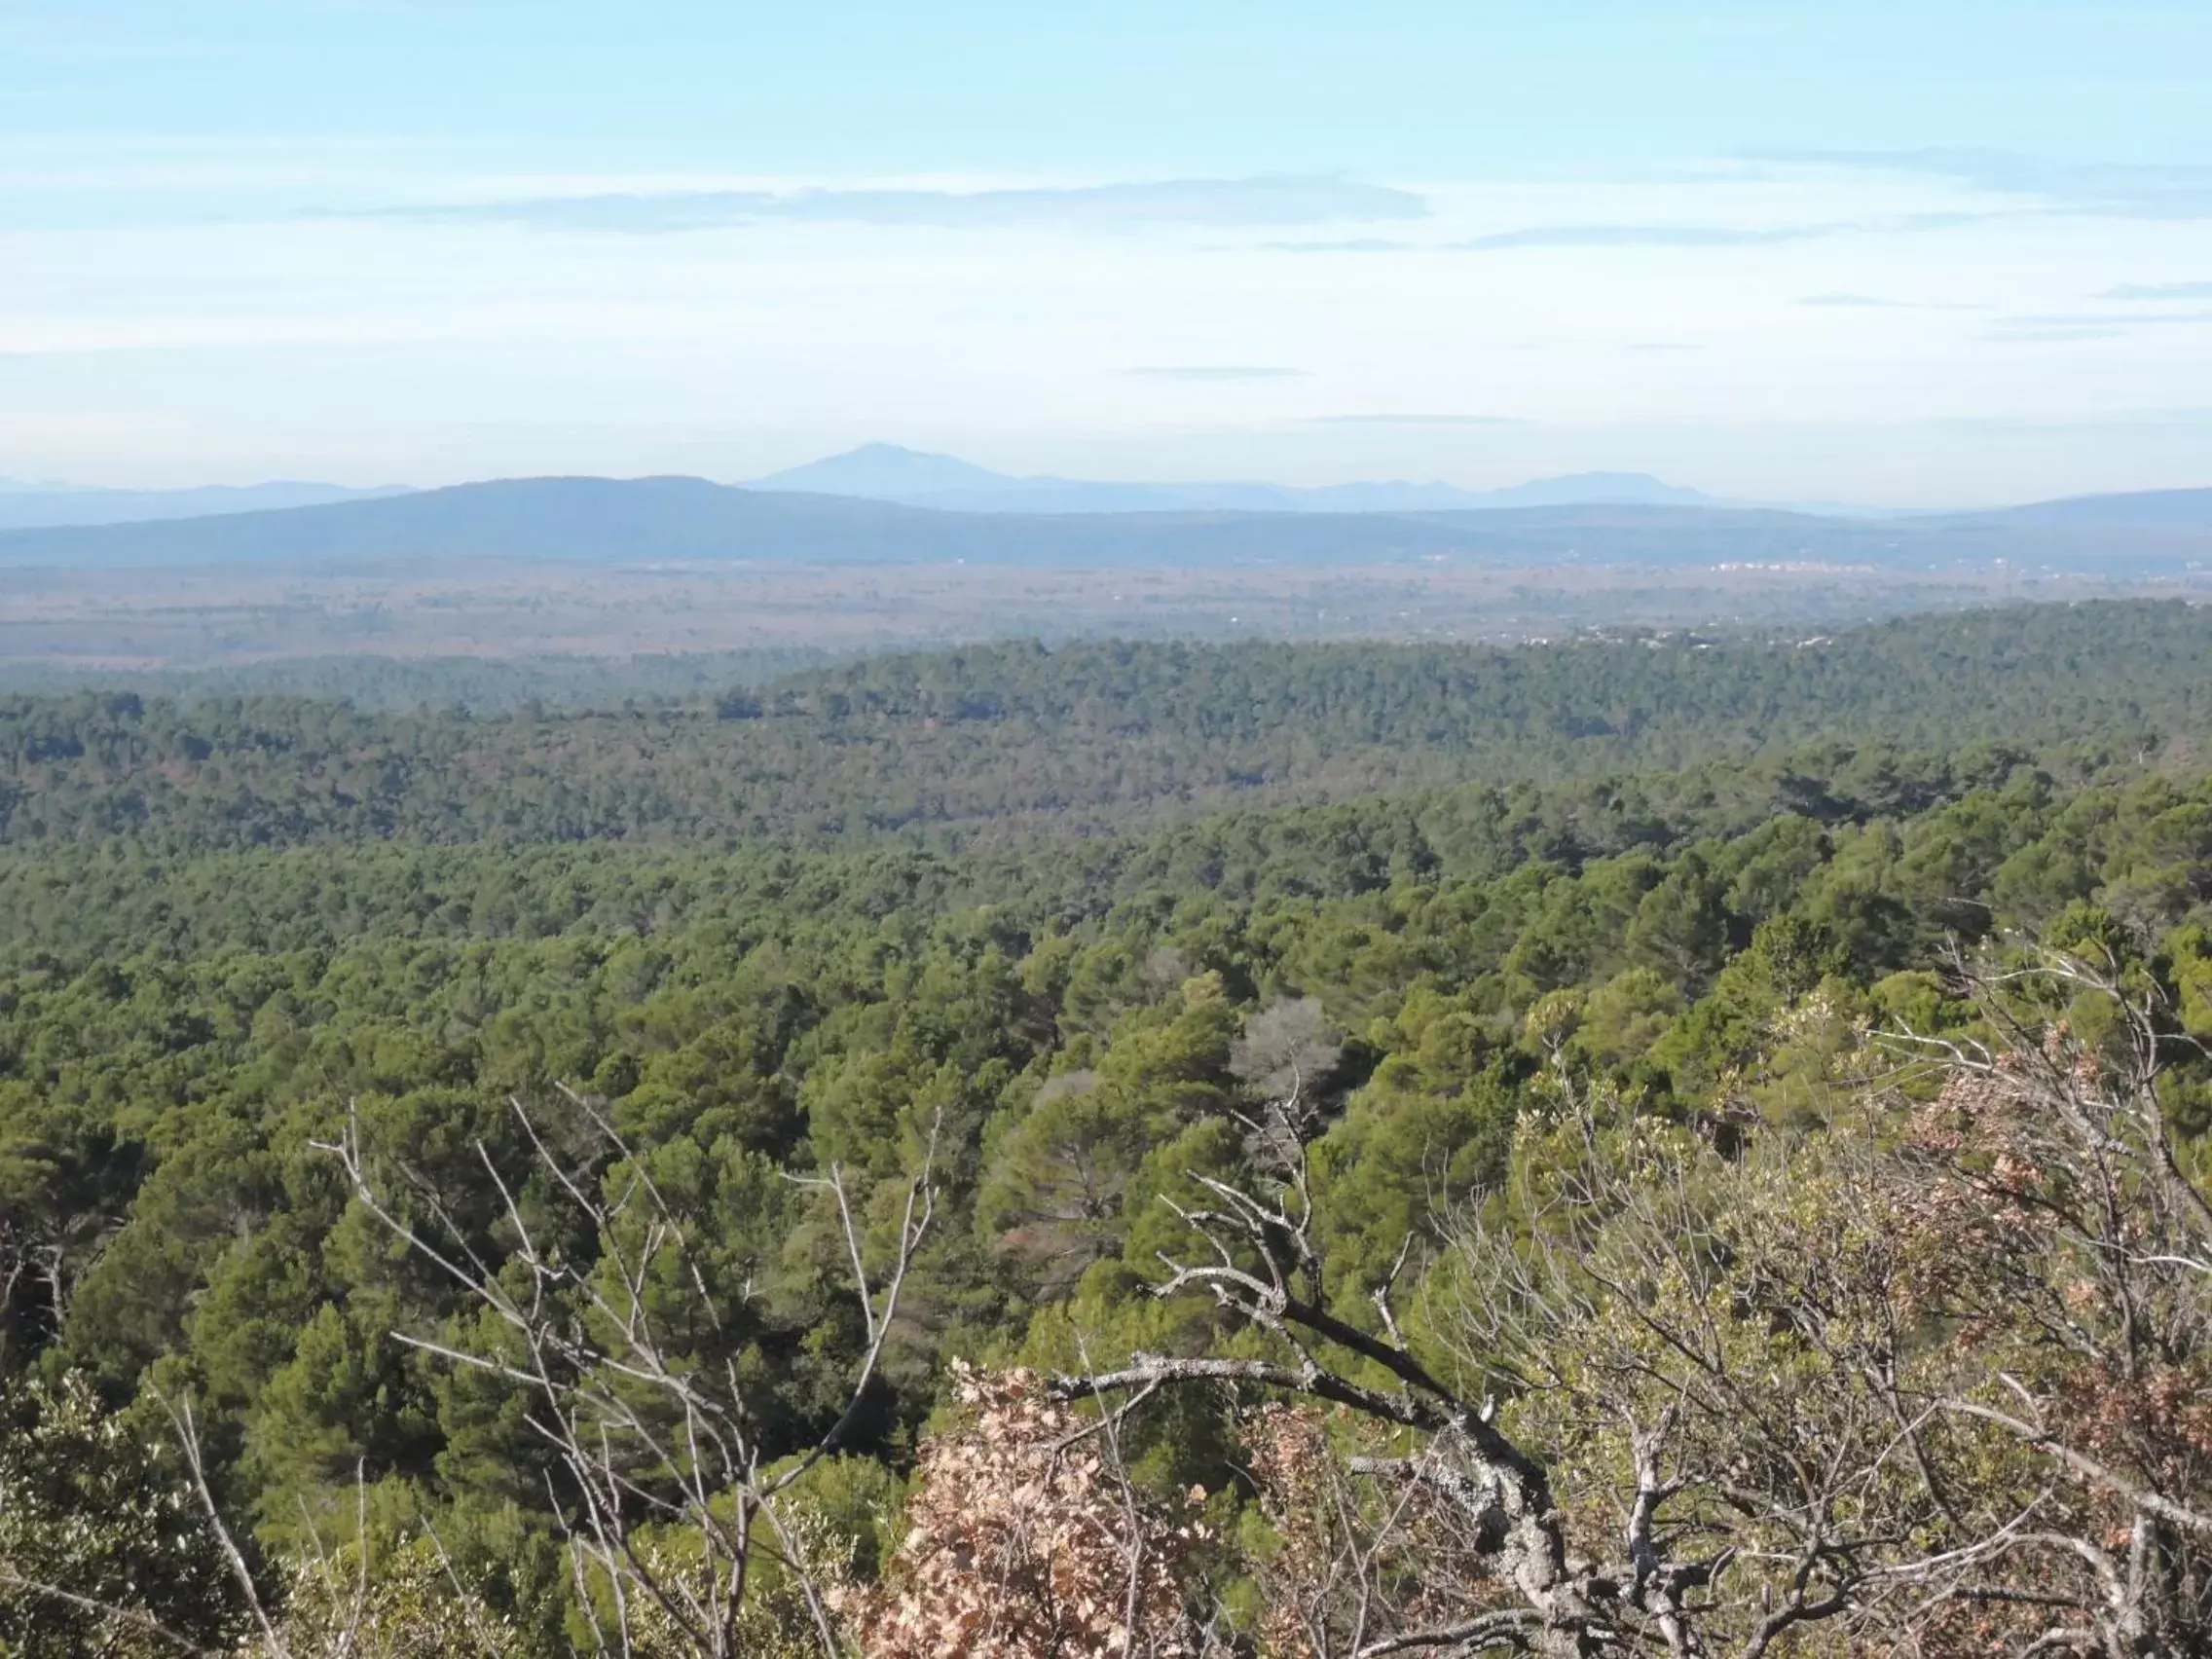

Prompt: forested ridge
[4,601,2212,1656]
[0,647,838,715]
[3,601,2205,850]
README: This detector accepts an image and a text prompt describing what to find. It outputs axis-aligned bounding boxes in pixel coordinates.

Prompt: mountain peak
[747,446,1734,515]
[752,444,1016,499]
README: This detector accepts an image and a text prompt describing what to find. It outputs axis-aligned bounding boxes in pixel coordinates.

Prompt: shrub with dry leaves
[839,1364,1206,1659]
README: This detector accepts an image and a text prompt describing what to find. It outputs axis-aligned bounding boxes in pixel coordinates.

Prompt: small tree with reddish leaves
[840,1364,1207,1659]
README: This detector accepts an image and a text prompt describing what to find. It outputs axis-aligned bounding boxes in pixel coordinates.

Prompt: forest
[2,599,2210,1657]
[4,602,2208,851]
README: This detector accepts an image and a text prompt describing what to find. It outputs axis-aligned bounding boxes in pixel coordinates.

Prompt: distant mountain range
[0,481,408,531]
[3,473,2208,574]
[749,444,1754,515]
[0,448,1868,533]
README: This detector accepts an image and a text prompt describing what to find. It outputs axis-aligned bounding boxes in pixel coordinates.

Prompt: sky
[2,1,2210,505]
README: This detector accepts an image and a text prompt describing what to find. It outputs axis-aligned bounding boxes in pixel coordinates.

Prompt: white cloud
[1768,149,2212,220]
[363,177,1430,234]
[1306,414,1526,427]
[2102,279,2212,300]
[1451,222,1845,251]
[1128,366,1309,382]
[1798,292,1983,311]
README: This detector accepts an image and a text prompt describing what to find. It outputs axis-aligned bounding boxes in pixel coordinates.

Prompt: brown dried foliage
[839,1364,1206,1659]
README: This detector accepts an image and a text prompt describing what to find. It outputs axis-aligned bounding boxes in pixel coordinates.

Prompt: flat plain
[5,553,2201,677]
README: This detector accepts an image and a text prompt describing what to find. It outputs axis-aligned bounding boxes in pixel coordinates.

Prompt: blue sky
[3,1,2210,502]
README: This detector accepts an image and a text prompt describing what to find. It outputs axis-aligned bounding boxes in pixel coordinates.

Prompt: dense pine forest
[4,603,2207,850]
[4,600,2211,1656]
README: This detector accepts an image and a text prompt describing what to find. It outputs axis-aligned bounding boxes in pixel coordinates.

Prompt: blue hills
[0,448,2206,572]
[749,443,1727,515]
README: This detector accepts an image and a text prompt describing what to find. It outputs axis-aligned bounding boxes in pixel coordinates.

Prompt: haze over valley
[3,447,2209,685]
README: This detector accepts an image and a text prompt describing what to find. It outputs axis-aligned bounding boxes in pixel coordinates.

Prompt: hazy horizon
[4,4,2211,507]
[0,442,2203,520]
